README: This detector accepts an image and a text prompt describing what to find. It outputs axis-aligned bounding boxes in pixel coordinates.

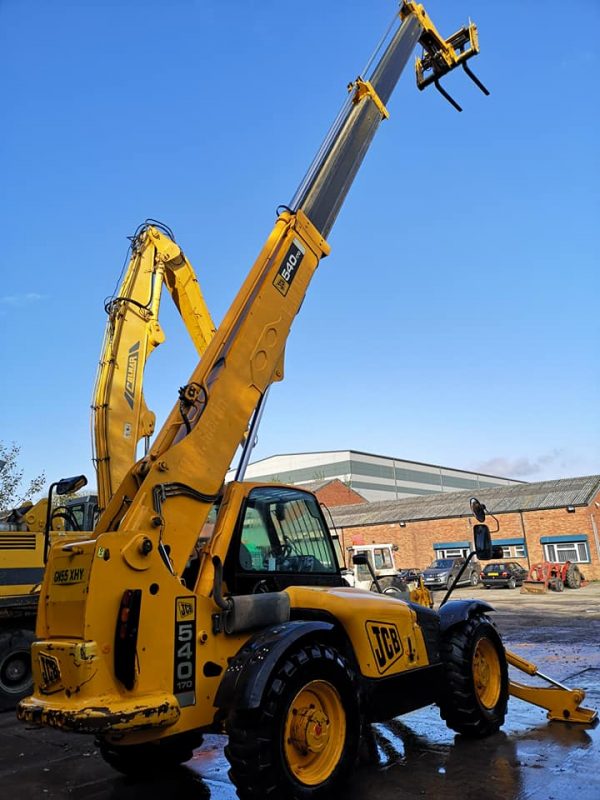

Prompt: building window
[543,541,590,564]
[501,544,527,559]
[437,547,470,559]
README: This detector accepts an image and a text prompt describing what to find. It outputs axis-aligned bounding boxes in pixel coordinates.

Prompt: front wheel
[225,642,360,799]
[438,613,508,738]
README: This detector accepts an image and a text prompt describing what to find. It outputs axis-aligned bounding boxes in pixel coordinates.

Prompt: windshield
[429,559,454,569]
[238,487,337,573]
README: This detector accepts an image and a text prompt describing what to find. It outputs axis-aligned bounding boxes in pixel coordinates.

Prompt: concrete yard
[1,584,599,799]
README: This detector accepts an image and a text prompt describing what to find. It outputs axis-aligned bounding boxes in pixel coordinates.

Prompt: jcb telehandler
[18,4,595,799]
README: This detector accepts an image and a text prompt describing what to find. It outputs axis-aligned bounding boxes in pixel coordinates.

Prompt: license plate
[487,572,498,577]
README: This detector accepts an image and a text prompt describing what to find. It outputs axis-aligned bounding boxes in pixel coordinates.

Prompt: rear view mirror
[56,475,88,496]
[352,553,369,566]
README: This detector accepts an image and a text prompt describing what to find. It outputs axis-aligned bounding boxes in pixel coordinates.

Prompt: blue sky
[0,0,598,497]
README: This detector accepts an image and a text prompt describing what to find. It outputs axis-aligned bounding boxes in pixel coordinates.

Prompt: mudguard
[438,599,495,633]
[214,620,333,710]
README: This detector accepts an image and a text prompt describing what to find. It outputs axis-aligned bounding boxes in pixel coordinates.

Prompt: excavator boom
[92,221,215,512]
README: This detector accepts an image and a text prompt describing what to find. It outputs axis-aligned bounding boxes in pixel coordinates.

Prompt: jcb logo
[366,620,404,674]
[176,599,194,620]
[273,239,305,297]
[39,652,61,689]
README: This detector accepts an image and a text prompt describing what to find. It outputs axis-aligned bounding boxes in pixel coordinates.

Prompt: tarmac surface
[2,583,599,799]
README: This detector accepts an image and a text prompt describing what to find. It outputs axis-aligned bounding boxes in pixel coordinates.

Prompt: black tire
[0,629,35,711]
[552,578,565,593]
[507,577,516,590]
[376,576,394,592]
[470,572,479,587]
[225,642,360,800]
[438,613,508,738]
[565,563,581,589]
[97,731,203,777]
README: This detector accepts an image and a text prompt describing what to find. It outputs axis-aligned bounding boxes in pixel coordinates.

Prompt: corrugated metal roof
[330,475,600,528]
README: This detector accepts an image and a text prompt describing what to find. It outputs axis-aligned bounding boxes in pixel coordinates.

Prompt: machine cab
[216,483,345,595]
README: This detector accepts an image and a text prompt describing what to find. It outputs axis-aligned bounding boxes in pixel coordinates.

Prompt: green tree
[0,441,46,512]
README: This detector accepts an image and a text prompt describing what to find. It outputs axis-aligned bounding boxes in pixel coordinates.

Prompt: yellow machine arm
[95,3,487,584]
[506,649,597,724]
[91,221,216,512]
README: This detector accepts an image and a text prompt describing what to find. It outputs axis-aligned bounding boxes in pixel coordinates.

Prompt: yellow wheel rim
[472,637,501,709]
[283,679,346,786]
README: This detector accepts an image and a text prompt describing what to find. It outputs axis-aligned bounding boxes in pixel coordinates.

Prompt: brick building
[330,475,600,581]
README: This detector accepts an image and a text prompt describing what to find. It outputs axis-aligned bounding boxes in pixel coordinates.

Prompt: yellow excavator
[17,4,595,799]
[0,221,215,708]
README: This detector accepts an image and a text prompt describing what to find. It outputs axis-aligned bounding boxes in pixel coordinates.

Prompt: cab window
[238,487,337,573]
[373,548,393,569]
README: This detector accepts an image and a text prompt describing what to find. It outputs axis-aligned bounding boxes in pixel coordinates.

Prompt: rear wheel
[565,563,581,589]
[438,613,508,738]
[507,577,516,590]
[470,572,479,587]
[0,629,35,710]
[225,642,360,799]
[97,731,203,777]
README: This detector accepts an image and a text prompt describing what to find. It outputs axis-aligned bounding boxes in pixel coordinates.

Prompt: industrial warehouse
[232,449,522,501]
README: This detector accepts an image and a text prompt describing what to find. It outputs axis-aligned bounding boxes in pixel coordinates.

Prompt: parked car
[481,561,528,589]
[422,557,481,590]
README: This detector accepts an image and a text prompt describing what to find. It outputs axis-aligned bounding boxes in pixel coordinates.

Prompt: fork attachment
[401,2,490,111]
[506,649,598,725]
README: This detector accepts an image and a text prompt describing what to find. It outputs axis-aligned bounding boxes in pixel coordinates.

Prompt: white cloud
[475,449,565,479]
[0,293,44,307]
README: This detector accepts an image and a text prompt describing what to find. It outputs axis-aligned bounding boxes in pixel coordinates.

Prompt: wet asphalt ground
[2,583,599,799]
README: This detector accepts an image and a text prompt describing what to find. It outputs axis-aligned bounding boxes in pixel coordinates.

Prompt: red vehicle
[521,561,584,593]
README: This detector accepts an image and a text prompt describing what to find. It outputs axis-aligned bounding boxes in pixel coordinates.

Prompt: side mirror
[352,553,369,566]
[473,523,492,560]
[56,475,88,496]
[473,524,505,561]
[470,497,487,522]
